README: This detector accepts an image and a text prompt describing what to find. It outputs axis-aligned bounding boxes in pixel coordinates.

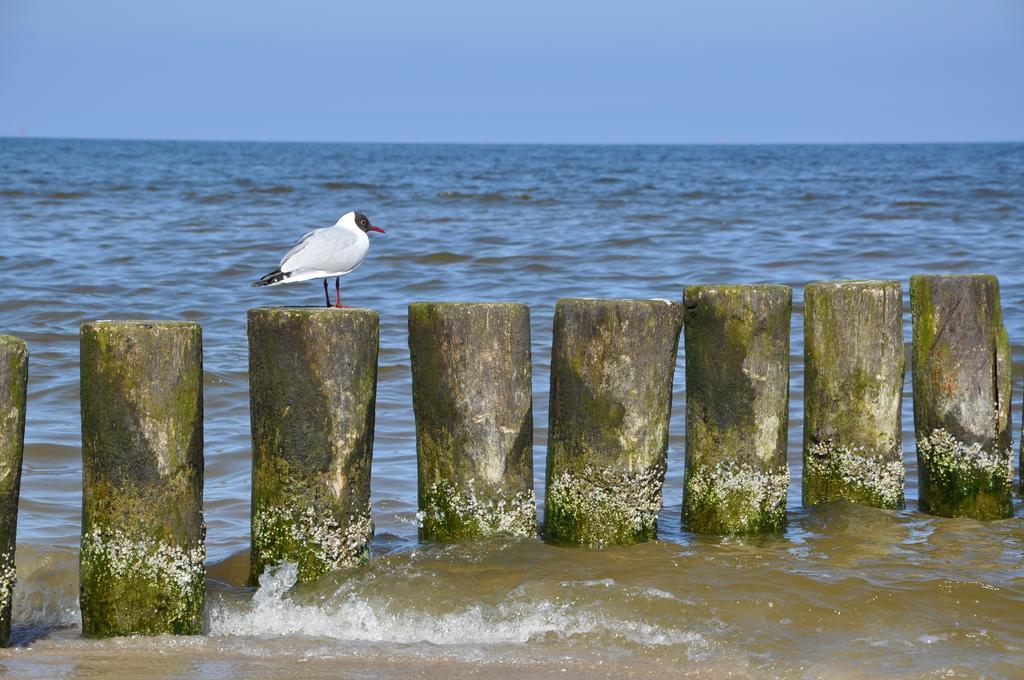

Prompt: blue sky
[1,1,1021,143]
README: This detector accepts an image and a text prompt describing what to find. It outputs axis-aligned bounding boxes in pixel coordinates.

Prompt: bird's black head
[355,212,385,234]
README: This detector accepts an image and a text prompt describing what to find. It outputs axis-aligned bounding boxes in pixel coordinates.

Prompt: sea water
[0,139,1022,677]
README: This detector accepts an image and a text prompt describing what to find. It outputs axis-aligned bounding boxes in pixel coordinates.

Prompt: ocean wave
[613,184,658,197]
[627,213,668,222]
[23,442,80,463]
[857,212,905,221]
[209,564,708,651]
[437,191,527,203]
[413,251,473,264]
[320,181,379,191]
[681,215,724,226]
[10,545,80,644]
[247,185,294,195]
[43,191,90,200]
[971,188,1014,198]
[194,192,236,205]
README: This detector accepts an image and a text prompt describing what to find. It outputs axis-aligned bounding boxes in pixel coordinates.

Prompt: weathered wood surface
[409,302,535,540]
[910,274,1013,519]
[0,336,27,646]
[248,307,378,584]
[544,298,682,547]
[683,285,792,534]
[802,280,905,509]
[79,321,205,637]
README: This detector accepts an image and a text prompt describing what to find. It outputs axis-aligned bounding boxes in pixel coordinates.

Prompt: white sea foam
[208,564,708,653]
[637,587,676,601]
[916,633,949,645]
[560,578,615,588]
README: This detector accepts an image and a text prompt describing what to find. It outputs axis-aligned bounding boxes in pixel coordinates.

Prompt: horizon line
[1,134,1022,147]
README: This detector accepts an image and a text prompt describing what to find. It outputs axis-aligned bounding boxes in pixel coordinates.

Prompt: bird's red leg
[323,279,331,308]
[334,277,351,308]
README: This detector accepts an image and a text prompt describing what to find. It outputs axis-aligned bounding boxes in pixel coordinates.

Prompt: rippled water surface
[1,139,1023,678]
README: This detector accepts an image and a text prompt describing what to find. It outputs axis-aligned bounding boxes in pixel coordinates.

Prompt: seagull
[253,211,385,307]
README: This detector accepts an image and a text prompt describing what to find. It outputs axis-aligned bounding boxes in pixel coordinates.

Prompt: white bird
[253,211,385,307]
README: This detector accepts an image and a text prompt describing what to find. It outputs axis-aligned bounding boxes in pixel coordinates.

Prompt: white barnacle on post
[80,526,205,626]
[545,463,667,547]
[418,479,536,537]
[684,460,789,532]
[804,440,905,509]
[0,551,15,619]
[251,502,374,579]
[916,429,1012,488]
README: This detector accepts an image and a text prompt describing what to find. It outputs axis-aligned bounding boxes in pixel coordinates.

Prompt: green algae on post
[248,307,378,584]
[409,302,535,540]
[802,280,905,509]
[544,298,682,547]
[79,321,205,637]
[682,285,791,535]
[910,275,1013,519]
[0,336,27,646]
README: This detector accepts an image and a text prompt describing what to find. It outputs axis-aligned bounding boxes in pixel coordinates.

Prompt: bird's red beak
[369,225,385,234]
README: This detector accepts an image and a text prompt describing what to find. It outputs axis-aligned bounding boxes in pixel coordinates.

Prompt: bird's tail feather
[252,269,289,287]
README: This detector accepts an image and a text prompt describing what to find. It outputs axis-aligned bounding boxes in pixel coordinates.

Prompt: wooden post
[682,285,792,535]
[248,308,378,585]
[802,280,905,509]
[544,298,682,547]
[0,336,27,646]
[409,302,535,540]
[910,274,1013,519]
[79,321,205,637]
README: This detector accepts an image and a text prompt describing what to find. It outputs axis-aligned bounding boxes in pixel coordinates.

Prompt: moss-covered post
[409,302,535,540]
[79,321,205,637]
[544,298,682,547]
[802,280,906,509]
[248,308,377,585]
[0,336,27,646]
[910,274,1013,519]
[682,285,791,535]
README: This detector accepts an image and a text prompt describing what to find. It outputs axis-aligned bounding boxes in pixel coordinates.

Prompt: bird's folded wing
[279,229,318,267]
[279,227,359,273]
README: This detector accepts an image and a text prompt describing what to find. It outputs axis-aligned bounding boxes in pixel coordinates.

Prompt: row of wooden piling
[0,274,1019,641]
